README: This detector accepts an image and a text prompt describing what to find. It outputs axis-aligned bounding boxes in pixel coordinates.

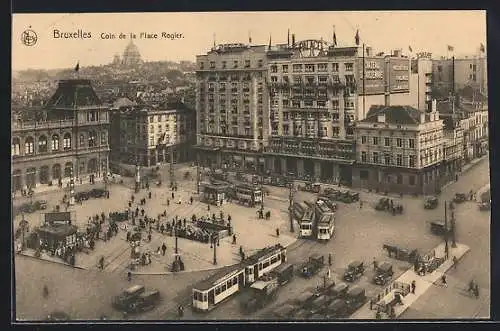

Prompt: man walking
[162,243,167,256]
[328,253,332,266]
[411,280,416,294]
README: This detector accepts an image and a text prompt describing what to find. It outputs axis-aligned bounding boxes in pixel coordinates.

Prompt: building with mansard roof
[11,79,110,193]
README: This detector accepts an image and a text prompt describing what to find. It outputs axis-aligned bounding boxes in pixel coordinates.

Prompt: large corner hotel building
[195,39,412,186]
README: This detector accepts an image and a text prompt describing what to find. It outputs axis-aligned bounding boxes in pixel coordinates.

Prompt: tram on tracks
[191,244,286,312]
[299,208,315,238]
[316,213,335,241]
[292,201,308,220]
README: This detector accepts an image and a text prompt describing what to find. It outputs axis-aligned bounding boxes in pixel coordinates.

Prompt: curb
[17,252,87,270]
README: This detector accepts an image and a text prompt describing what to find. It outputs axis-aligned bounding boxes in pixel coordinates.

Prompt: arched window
[101,130,108,145]
[51,134,60,151]
[38,135,48,153]
[11,137,21,156]
[25,137,34,155]
[52,164,61,180]
[88,131,97,147]
[63,133,71,150]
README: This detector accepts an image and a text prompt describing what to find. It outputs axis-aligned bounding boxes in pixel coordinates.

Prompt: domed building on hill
[121,40,143,66]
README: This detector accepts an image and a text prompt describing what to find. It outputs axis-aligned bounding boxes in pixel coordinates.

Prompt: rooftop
[44,80,103,109]
[360,105,423,125]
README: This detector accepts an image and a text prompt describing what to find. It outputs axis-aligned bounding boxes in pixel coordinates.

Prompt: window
[292,64,303,72]
[210,61,215,69]
[373,152,379,163]
[79,134,85,147]
[373,137,379,145]
[361,151,367,162]
[38,135,48,153]
[88,131,97,147]
[361,136,367,144]
[63,133,71,150]
[385,137,391,147]
[409,155,416,167]
[396,154,402,166]
[317,63,328,72]
[384,154,391,165]
[263,260,270,269]
[344,63,354,71]
[258,59,263,67]
[396,138,402,147]
[409,175,416,185]
[282,65,288,73]
[332,63,339,72]
[245,60,251,68]
[11,138,20,156]
[199,62,204,69]
[25,137,34,155]
[271,65,278,73]
[101,130,107,145]
[409,138,415,148]
[233,60,238,68]
[305,64,315,72]
[87,110,99,122]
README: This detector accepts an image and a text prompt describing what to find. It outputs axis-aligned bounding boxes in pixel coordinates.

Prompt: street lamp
[211,235,218,265]
[288,183,295,233]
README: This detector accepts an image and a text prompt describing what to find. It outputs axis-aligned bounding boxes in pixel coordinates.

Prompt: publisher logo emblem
[21,28,37,46]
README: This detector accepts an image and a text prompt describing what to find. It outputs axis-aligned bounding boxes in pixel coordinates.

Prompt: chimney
[366,47,372,57]
[393,49,402,57]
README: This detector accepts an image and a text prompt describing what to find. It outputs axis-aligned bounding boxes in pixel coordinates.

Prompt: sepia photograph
[11,10,490,322]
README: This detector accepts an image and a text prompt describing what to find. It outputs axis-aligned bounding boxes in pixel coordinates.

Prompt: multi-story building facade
[11,79,110,192]
[409,54,433,112]
[459,107,489,161]
[432,56,488,98]
[194,43,269,172]
[353,105,444,194]
[109,101,195,167]
[441,126,464,183]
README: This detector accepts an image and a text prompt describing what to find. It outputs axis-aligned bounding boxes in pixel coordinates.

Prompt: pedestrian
[167,199,170,206]
[359,200,363,209]
[373,258,378,271]
[43,284,49,299]
[468,279,475,293]
[276,228,280,237]
[148,191,152,199]
[327,268,331,279]
[148,233,152,242]
[172,192,175,199]
[127,271,132,282]
[452,256,458,268]
[328,253,332,266]
[411,280,416,294]
[232,234,237,244]
[178,305,184,318]
[178,197,182,204]
[190,196,193,205]
[207,204,210,211]
[441,274,447,287]
[474,284,479,299]
[162,243,167,256]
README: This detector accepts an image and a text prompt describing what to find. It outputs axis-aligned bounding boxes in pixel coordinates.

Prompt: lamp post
[288,182,295,233]
[211,235,218,265]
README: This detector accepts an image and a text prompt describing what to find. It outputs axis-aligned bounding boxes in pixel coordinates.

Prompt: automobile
[343,260,365,282]
[373,262,394,286]
[424,196,439,209]
[90,188,108,198]
[300,254,325,278]
[298,182,321,193]
[45,311,70,321]
[478,201,491,211]
[328,282,350,299]
[112,284,146,310]
[126,289,161,313]
[453,193,468,203]
[345,286,367,313]
[37,200,48,210]
[294,290,317,307]
[310,294,331,314]
[75,191,90,202]
[272,263,294,286]
[323,188,341,201]
[326,298,348,318]
[429,221,451,236]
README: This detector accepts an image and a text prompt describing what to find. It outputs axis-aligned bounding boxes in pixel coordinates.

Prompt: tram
[191,244,286,312]
[316,213,335,241]
[292,201,308,220]
[299,208,315,238]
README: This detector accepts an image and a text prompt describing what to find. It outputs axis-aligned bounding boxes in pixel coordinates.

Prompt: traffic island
[351,242,470,319]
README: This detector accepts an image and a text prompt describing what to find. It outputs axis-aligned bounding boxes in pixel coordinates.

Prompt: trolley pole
[444,200,449,259]
[212,236,217,265]
[289,183,295,233]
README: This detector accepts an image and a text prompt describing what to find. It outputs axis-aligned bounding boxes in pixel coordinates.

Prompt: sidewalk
[351,242,470,319]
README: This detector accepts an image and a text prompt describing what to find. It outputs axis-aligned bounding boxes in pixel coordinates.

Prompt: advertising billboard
[358,57,386,95]
[389,58,410,93]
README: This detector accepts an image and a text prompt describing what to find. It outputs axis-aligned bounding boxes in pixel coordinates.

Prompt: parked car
[343,260,365,282]
[112,285,146,310]
[326,298,348,318]
[300,254,325,278]
[272,263,294,286]
[345,286,367,313]
[429,221,451,236]
[424,196,439,209]
[453,193,467,203]
[126,289,161,313]
[373,262,394,285]
[90,188,108,198]
[328,282,349,299]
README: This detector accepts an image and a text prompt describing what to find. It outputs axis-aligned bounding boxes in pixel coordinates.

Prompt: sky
[12,11,486,71]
